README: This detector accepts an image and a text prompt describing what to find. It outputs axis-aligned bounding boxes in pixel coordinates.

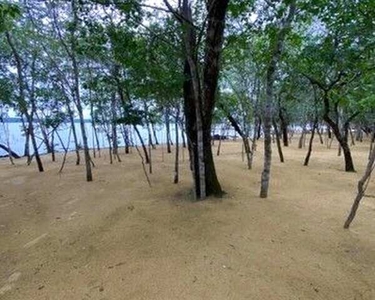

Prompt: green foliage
[0,2,20,32]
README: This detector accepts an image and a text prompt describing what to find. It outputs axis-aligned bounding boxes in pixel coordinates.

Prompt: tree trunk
[152,123,159,145]
[5,31,43,172]
[51,130,56,162]
[344,143,375,228]
[21,116,30,159]
[165,108,172,153]
[107,133,113,164]
[298,126,305,149]
[121,124,130,154]
[169,0,228,198]
[174,106,180,183]
[71,0,92,181]
[67,102,81,165]
[327,126,332,139]
[0,144,21,159]
[111,92,120,161]
[273,120,284,163]
[133,125,149,164]
[180,122,187,148]
[349,127,355,146]
[221,106,252,169]
[257,119,262,140]
[260,1,296,198]
[369,128,375,159]
[355,125,362,141]
[279,107,289,147]
[304,119,317,166]
[217,135,222,156]
[249,120,258,169]
[316,125,324,144]
[323,98,356,172]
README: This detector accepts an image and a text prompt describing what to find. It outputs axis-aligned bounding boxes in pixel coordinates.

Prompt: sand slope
[0,139,374,300]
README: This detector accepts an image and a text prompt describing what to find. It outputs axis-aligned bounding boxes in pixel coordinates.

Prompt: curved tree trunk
[273,120,284,163]
[133,125,149,164]
[304,119,317,166]
[323,102,356,172]
[5,31,43,172]
[344,144,375,228]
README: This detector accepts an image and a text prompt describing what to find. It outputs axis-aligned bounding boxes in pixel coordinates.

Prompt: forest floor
[0,138,375,300]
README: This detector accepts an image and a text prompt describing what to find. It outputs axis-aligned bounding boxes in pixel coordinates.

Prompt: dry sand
[0,138,374,300]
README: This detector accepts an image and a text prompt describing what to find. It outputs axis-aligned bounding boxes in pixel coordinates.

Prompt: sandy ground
[0,137,375,300]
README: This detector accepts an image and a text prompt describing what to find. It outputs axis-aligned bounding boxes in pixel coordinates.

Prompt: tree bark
[177,0,228,198]
[344,143,375,228]
[220,105,252,169]
[5,31,43,172]
[304,119,317,166]
[260,1,296,198]
[133,125,149,164]
[323,93,356,172]
[151,123,159,145]
[174,106,180,183]
[273,120,284,163]
[71,0,92,181]
[0,144,21,159]
[279,107,289,147]
[165,108,172,153]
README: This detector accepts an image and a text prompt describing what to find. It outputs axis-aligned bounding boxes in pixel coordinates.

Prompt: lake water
[0,122,237,157]
[0,122,179,156]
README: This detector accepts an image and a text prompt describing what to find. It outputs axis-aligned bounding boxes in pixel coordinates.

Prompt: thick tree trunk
[177,0,228,198]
